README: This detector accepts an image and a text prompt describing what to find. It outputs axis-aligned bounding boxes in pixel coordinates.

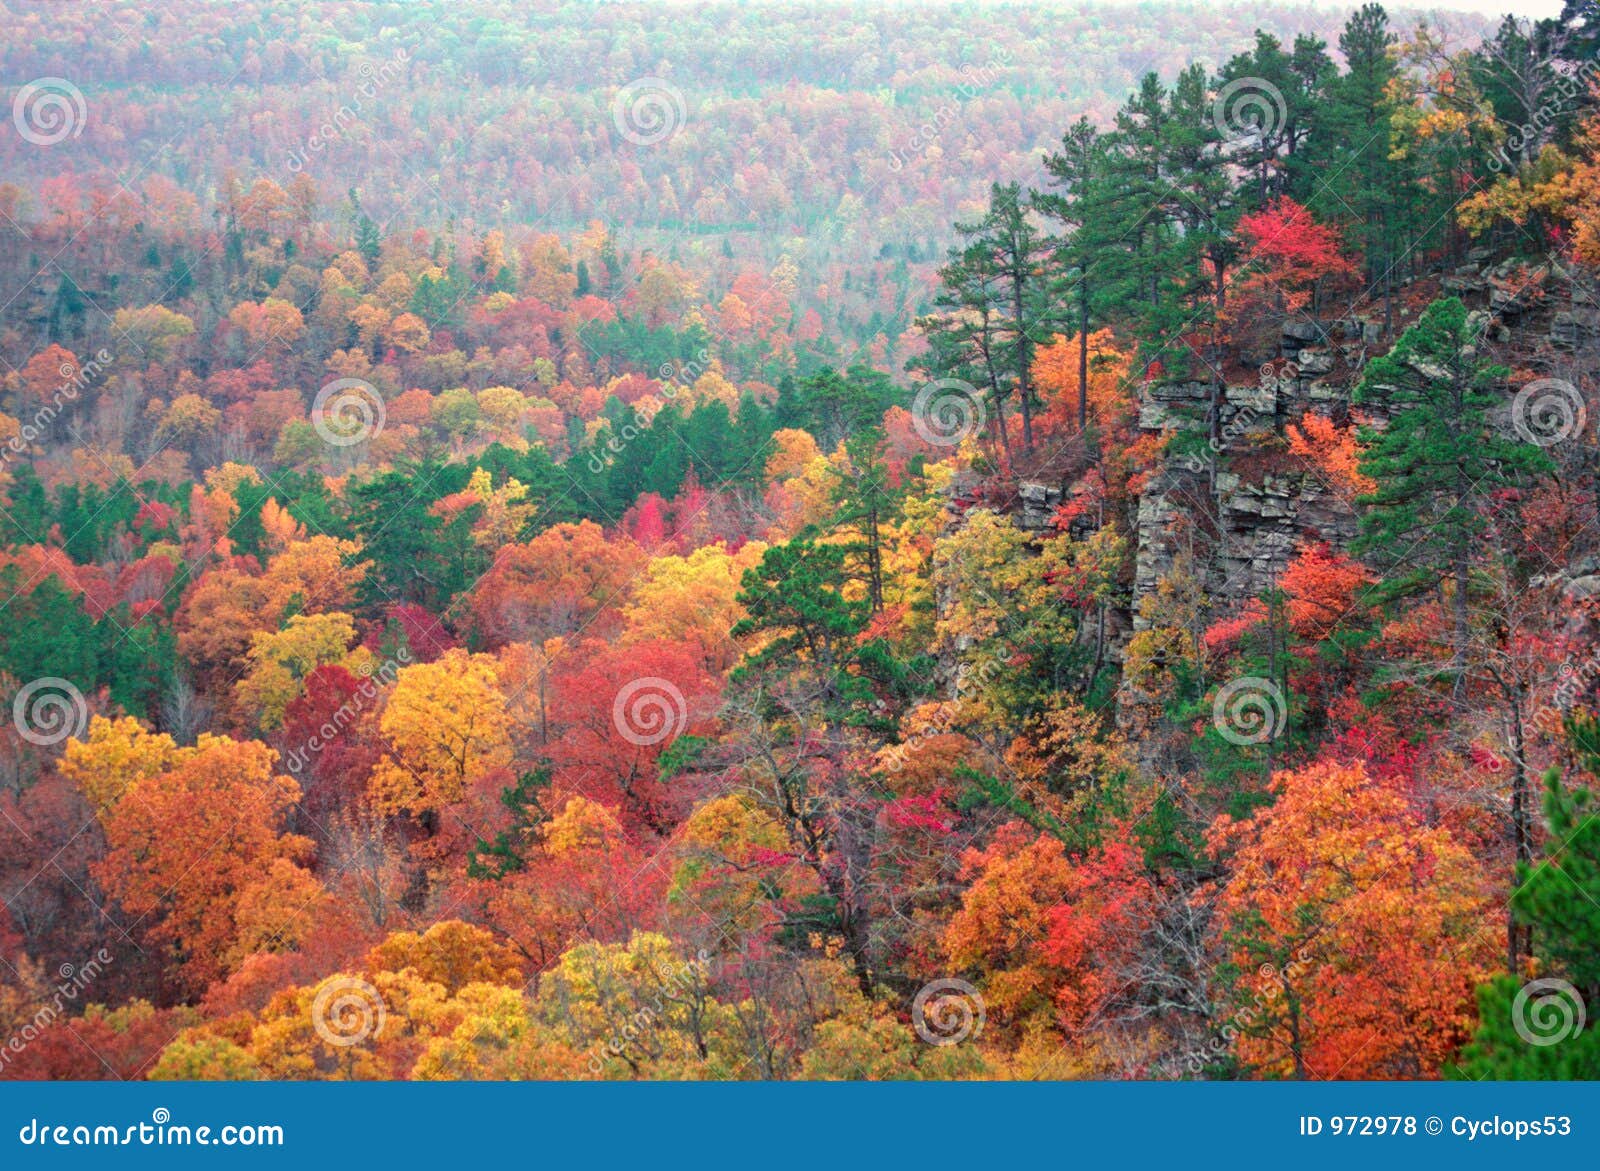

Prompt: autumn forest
[0,0,1598,1084]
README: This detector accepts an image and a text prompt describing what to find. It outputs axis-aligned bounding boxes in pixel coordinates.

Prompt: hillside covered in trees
[0,0,1497,377]
[2,0,1599,1081]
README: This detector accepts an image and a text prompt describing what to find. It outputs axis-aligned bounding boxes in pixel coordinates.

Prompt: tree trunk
[866,499,883,612]
[1508,689,1534,972]
[1013,269,1034,455]
[1077,277,1090,431]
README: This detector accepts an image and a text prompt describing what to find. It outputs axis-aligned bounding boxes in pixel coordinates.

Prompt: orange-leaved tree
[95,735,317,992]
[1207,758,1496,1079]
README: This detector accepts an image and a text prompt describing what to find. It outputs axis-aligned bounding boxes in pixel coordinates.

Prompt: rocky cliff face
[1128,336,1367,633]
[970,257,1597,690]
[1122,264,1598,641]
[1110,309,1378,644]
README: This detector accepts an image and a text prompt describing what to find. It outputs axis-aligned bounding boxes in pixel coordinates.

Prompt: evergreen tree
[1038,116,1109,433]
[826,423,902,613]
[467,766,554,879]
[1316,4,1400,327]
[1159,65,1234,365]
[1100,73,1175,323]
[348,459,475,611]
[732,538,870,683]
[1217,31,1334,209]
[1461,730,1600,1078]
[1089,68,1232,382]
[789,365,895,451]
[0,571,99,690]
[1284,33,1339,200]
[731,389,776,494]
[915,182,1053,458]
[348,187,381,271]
[912,237,1015,467]
[1352,297,1552,674]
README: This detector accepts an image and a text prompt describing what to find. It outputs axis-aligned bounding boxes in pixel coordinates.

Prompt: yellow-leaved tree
[235,611,373,730]
[58,715,184,818]
[367,649,513,818]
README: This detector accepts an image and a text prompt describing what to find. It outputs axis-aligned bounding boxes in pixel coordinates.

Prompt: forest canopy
[1,0,1599,1084]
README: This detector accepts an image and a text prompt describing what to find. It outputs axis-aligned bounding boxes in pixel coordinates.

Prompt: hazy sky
[1416,0,1562,13]
[1093,0,1568,17]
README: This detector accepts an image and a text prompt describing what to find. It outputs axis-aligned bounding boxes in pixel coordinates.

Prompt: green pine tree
[1312,3,1403,329]
[1458,723,1600,1078]
[826,423,902,614]
[1038,116,1109,433]
[914,182,1053,458]
[1352,297,1552,674]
